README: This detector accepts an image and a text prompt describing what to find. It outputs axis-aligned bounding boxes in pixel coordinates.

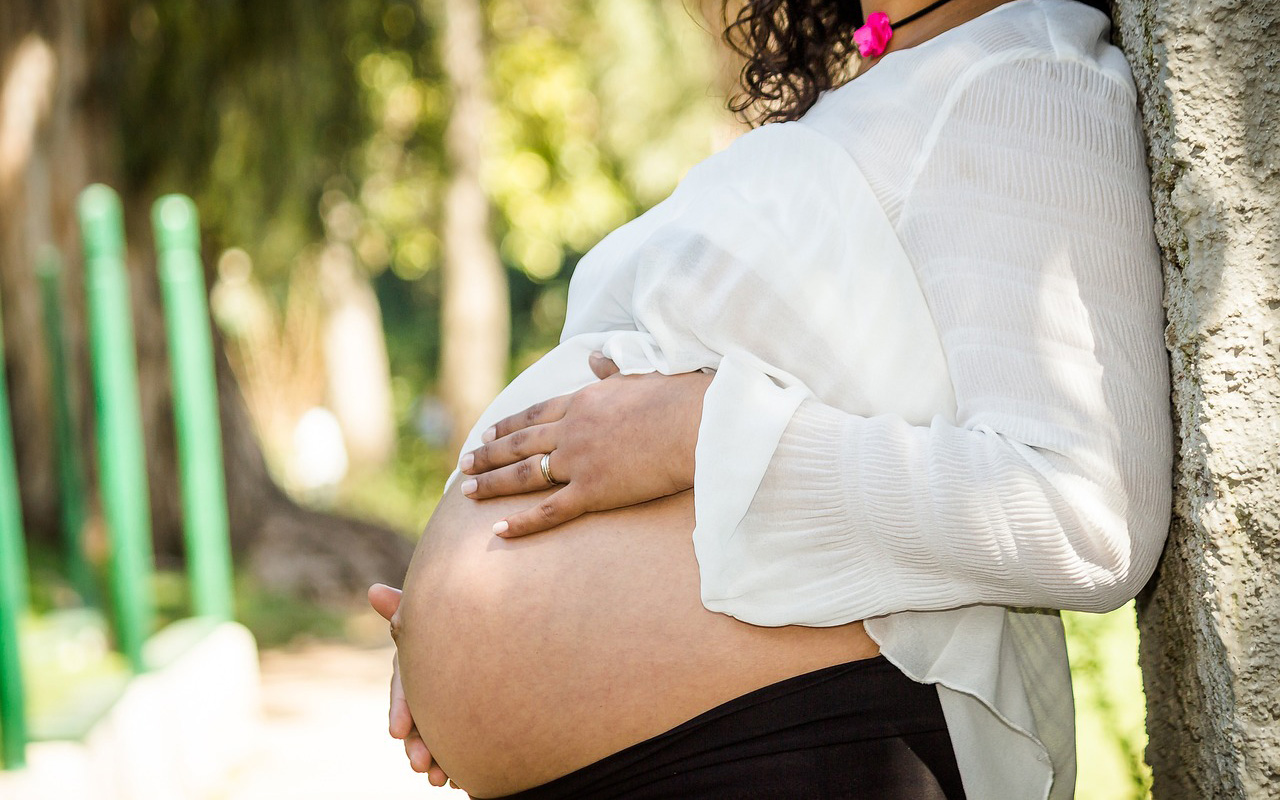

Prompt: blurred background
[0,0,1149,798]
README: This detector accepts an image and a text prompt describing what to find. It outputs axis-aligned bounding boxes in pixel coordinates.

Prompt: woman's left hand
[459,352,711,537]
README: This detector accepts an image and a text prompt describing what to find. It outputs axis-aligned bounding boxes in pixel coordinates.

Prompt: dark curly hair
[723,0,1114,126]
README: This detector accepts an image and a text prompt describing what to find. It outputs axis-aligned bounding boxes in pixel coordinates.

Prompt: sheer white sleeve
[685,54,1171,626]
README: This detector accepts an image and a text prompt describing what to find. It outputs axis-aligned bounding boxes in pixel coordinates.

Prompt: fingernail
[460,452,474,471]
[461,479,477,495]
[482,426,496,443]
[493,520,509,536]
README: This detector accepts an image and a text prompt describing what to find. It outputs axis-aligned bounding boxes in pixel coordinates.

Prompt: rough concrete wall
[1112,0,1280,797]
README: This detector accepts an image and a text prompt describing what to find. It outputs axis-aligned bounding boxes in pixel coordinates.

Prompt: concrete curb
[0,621,260,800]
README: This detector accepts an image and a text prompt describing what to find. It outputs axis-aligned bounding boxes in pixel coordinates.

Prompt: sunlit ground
[219,638,465,799]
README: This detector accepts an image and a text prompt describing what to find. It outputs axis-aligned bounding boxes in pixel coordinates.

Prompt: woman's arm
[465,53,1172,623]
[367,584,452,786]
[686,55,1172,625]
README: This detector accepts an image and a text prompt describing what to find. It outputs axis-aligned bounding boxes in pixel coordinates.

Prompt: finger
[463,422,558,475]
[493,486,588,538]
[589,351,620,379]
[404,730,433,772]
[464,452,563,499]
[428,763,450,787]
[367,583,402,621]
[403,732,448,785]
[389,653,414,738]
[481,393,573,446]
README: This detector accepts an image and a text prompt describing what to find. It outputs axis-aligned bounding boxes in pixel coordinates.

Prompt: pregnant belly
[396,484,878,798]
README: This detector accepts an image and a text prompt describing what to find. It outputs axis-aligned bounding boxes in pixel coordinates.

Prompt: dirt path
[220,641,467,800]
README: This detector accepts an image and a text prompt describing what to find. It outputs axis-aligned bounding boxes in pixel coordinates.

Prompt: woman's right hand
[368,583,452,787]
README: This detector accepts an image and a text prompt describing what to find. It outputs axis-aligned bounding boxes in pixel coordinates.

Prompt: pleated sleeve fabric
[684,36,1170,632]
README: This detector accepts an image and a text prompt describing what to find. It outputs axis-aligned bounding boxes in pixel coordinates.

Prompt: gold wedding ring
[540,453,563,486]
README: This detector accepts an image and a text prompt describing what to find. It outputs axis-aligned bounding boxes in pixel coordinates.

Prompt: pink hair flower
[854,12,893,59]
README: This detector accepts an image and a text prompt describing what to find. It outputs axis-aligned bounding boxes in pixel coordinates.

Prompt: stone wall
[1113,0,1280,796]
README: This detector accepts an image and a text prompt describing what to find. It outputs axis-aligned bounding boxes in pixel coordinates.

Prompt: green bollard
[152,195,234,622]
[36,248,95,604]
[79,185,155,673]
[0,292,30,769]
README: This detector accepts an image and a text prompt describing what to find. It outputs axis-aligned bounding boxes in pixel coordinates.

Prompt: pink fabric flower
[854,12,893,58]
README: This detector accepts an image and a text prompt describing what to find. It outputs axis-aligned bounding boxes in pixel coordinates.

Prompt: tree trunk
[0,0,87,547]
[214,337,413,604]
[435,0,510,455]
[0,0,412,608]
[319,240,396,471]
[1113,0,1280,796]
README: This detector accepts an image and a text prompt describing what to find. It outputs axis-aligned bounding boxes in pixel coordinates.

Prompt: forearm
[695,395,1170,627]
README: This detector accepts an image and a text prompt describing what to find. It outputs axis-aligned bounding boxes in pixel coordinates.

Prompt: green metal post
[36,248,95,604]
[0,292,30,769]
[79,185,155,673]
[152,195,234,621]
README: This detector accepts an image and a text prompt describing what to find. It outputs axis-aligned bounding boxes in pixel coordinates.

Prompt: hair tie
[854,0,956,58]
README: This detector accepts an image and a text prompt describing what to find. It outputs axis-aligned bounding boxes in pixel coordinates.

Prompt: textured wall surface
[1113,0,1280,796]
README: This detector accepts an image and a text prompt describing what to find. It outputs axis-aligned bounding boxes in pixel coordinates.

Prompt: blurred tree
[118,0,419,601]
[0,0,69,552]
[1,0,730,605]
[352,0,731,438]
[433,0,509,454]
[0,0,413,606]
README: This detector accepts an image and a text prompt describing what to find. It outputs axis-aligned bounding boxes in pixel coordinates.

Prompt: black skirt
[485,655,967,800]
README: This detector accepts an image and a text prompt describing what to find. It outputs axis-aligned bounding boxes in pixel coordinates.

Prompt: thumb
[368,583,403,621]
[589,351,620,380]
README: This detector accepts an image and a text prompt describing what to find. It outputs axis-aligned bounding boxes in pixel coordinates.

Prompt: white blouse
[452,0,1172,796]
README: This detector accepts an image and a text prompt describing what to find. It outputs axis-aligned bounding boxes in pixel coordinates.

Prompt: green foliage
[331,430,456,535]
[231,574,350,649]
[1065,602,1154,800]
[361,0,727,381]
[19,609,130,741]
[114,0,726,390]
[117,0,427,280]
[157,565,349,649]
[484,0,720,278]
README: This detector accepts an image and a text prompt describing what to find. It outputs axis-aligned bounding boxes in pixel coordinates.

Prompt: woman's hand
[367,584,452,787]
[459,352,711,537]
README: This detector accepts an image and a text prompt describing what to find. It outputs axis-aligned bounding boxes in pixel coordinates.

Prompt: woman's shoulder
[796,0,1145,226]
[809,0,1134,121]
[664,120,859,211]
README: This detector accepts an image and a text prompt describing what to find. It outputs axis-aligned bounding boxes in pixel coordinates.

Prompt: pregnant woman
[369,0,1171,797]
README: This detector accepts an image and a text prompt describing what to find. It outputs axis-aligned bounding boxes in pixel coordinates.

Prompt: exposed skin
[460,353,709,538]
[392,485,880,796]
[368,584,451,786]
[369,0,1021,781]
